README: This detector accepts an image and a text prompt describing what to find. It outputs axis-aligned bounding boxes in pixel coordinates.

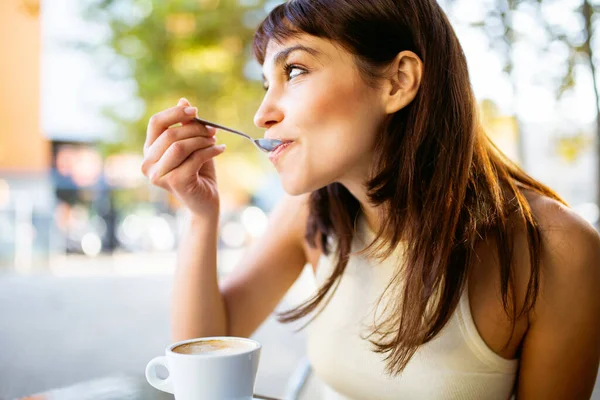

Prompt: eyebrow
[261,45,322,83]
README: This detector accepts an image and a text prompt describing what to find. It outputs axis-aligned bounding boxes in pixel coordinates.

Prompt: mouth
[267,137,293,144]
[273,139,293,147]
[268,140,296,162]
[264,137,294,153]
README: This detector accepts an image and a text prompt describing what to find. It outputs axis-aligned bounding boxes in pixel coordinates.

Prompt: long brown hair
[253,0,566,375]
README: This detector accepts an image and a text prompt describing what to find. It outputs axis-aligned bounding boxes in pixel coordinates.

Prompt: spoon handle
[194,117,252,140]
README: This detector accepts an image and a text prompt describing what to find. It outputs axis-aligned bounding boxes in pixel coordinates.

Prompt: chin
[281,181,311,196]
[279,174,332,196]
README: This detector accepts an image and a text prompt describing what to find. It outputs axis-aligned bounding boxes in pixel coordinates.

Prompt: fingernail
[217,144,226,151]
[184,107,197,115]
[177,98,186,106]
[180,97,189,104]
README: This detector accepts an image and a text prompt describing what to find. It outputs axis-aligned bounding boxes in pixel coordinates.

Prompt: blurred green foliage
[455,0,599,104]
[78,0,282,168]
[449,0,600,204]
[79,0,599,204]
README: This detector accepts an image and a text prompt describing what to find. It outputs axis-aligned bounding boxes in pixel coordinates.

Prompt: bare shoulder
[524,193,600,277]
[515,191,600,398]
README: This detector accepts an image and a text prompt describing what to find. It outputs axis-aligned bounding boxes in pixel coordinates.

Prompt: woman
[141,0,600,398]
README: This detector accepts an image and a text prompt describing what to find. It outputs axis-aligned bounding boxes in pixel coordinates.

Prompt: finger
[164,144,227,188]
[143,120,216,162]
[144,104,199,151]
[177,98,195,127]
[175,98,217,133]
[176,101,217,134]
[149,136,219,181]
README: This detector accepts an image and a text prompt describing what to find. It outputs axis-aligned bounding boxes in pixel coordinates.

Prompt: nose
[253,91,284,129]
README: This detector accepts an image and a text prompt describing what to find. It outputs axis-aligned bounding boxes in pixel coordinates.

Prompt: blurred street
[0,250,323,400]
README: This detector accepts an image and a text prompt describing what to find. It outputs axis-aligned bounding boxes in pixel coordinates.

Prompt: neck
[340,179,382,236]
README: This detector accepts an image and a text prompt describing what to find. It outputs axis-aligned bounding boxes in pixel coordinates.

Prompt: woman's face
[255,34,387,195]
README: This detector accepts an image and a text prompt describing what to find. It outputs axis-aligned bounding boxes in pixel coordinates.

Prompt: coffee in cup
[172,338,256,356]
[146,336,261,400]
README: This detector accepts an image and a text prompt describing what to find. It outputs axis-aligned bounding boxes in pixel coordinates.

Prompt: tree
[581,0,600,205]
[447,0,529,168]
[76,0,273,168]
[453,0,600,207]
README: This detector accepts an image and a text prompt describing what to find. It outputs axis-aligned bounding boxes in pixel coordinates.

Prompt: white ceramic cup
[145,336,262,400]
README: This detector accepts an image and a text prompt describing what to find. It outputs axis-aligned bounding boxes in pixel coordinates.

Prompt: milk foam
[173,339,255,355]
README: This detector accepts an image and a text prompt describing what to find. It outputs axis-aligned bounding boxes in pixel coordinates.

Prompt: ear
[381,51,423,114]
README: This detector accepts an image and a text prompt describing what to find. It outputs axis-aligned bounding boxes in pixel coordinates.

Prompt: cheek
[277,75,382,191]
[299,84,380,161]
[303,81,360,125]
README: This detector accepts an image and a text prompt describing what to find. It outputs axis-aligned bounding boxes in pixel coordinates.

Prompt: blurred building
[0,0,49,178]
[0,0,55,271]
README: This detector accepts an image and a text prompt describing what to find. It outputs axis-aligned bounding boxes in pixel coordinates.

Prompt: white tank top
[305,213,518,400]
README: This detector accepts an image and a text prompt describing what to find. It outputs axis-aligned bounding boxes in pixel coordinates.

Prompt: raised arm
[142,99,312,341]
[171,193,311,340]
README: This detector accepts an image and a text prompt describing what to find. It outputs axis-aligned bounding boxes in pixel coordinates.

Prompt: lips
[274,139,293,148]
[268,141,295,162]
[272,141,293,154]
[266,137,294,154]
[266,138,293,145]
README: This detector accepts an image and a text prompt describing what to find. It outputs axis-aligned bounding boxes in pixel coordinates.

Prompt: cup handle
[145,356,174,394]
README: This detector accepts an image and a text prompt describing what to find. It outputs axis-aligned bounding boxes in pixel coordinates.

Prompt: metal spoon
[194,117,283,153]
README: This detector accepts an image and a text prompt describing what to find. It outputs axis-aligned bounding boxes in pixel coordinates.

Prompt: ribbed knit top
[305,213,518,400]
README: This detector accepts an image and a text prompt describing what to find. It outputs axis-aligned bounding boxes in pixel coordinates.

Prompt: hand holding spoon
[194,117,283,153]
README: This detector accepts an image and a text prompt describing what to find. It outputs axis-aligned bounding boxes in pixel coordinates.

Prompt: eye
[262,64,307,91]
[284,63,306,81]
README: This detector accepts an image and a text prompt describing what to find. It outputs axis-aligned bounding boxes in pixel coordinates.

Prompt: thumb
[178,97,194,126]
[178,97,191,107]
